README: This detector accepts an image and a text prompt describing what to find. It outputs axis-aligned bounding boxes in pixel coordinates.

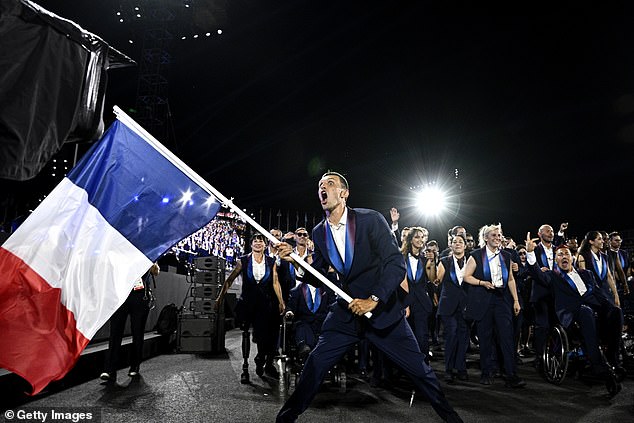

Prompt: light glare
[416,186,446,216]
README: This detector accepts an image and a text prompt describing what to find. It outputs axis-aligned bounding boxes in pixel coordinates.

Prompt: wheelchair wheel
[605,369,622,398]
[338,370,347,393]
[543,325,569,384]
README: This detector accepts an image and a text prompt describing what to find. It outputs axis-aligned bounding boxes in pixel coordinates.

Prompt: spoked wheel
[338,371,347,393]
[543,325,570,384]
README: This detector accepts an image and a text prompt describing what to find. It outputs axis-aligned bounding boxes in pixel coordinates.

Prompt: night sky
[4,1,634,242]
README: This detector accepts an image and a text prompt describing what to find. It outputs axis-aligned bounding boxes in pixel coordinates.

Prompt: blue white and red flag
[0,114,220,394]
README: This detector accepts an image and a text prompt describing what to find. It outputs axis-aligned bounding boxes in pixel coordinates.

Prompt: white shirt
[567,269,588,296]
[453,255,465,285]
[328,208,348,261]
[307,284,317,303]
[408,254,419,279]
[543,244,554,269]
[252,256,266,282]
[294,247,309,279]
[487,247,503,287]
[591,251,603,274]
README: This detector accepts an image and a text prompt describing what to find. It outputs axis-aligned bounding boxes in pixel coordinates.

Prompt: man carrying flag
[275,171,463,423]
[0,110,220,394]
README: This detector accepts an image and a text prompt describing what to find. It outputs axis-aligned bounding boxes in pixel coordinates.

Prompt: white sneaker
[100,372,115,381]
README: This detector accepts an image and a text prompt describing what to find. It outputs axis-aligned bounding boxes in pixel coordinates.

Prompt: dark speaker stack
[177,256,226,353]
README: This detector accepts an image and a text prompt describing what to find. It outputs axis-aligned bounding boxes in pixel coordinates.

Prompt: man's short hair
[609,231,621,240]
[555,245,571,253]
[321,171,349,190]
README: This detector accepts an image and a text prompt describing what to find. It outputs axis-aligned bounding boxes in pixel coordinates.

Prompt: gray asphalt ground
[2,327,633,423]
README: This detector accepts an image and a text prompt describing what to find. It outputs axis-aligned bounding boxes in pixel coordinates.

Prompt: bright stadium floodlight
[416,186,446,216]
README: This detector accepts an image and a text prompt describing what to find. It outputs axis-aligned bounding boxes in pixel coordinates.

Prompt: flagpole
[113,106,370,318]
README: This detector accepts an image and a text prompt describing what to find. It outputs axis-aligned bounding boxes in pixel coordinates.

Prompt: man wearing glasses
[290,228,312,288]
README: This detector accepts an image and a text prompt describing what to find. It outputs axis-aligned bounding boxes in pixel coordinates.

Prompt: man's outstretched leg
[276,330,356,423]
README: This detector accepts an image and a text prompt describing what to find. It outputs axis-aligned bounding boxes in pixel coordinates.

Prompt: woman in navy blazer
[400,226,435,358]
[577,230,620,308]
[436,234,470,383]
[463,224,524,388]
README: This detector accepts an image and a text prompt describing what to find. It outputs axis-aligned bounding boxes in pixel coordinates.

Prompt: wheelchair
[276,315,347,393]
[620,311,634,374]
[542,322,622,397]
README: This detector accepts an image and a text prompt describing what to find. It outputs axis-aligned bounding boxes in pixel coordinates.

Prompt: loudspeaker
[194,270,224,284]
[189,300,215,314]
[194,256,226,271]
[190,285,219,299]
[179,315,214,337]
[177,313,225,353]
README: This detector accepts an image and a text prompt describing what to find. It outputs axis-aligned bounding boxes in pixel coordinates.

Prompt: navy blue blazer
[529,243,555,303]
[464,248,513,321]
[306,207,406,330]
[528,264,609,329]
[403,254,433,313]
[286,282,332,325]
[437,256,469,317]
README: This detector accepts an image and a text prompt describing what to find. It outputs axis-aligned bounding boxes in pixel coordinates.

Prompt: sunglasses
[296,233,309,237]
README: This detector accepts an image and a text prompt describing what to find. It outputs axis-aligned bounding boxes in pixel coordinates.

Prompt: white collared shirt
[591,251,603,274]
[307,284,317,303]
[487,247,503,287]
[453,255,465,285]
[328,207,348,261]
[252,256,266,281]
[294,247,309,280]
[567,269,588,296]
[543,244,554,269]
[408,254,419,279]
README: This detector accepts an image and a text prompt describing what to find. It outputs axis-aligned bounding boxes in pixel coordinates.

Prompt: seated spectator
[285,281,333,360]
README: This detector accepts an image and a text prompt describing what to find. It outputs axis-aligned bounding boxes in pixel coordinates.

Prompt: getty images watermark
[3,407,101,423]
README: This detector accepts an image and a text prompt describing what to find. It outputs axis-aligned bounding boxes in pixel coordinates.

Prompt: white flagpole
[113,106,371,318]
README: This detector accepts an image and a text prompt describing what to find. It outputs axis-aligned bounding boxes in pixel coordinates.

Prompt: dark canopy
[0,0,134,180]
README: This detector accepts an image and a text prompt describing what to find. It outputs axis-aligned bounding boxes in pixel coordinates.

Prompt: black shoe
[505,375,526,388]
[265,364,279,378]
[479,375,493,385]
[445,412,464,423]
[241,371,250,384]
[128,366,140,377]
[457,371,469,381]
[359,369,368,380]
[444,373,456,384]
[100,372,116,383]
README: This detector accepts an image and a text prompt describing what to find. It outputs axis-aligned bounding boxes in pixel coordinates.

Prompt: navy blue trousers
[440,311,469,375]
[277,315,458,422]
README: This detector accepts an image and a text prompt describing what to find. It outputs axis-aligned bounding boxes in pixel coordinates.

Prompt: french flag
[0,114,220,394]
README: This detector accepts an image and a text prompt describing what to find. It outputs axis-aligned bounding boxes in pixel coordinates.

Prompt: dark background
[3,1,634,243]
